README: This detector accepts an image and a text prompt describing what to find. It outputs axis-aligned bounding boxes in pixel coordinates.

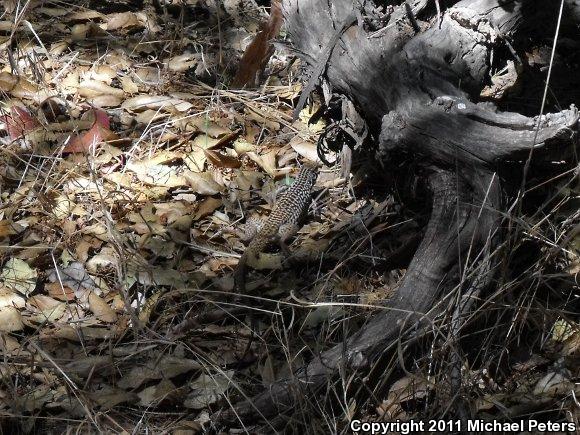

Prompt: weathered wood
[223,0,580,424]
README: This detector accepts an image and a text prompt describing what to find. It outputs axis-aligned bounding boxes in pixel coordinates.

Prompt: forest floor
[0,1,578,434]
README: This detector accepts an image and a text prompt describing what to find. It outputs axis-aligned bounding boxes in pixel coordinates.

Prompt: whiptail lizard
[234,164,318,292]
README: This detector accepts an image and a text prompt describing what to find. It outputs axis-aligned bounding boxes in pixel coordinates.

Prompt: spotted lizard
[234,164,318,292]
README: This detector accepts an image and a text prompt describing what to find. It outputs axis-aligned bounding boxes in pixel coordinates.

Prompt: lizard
[234,164,319,292]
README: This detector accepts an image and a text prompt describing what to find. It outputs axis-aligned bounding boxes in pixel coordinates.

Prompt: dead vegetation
[0,0,578,434]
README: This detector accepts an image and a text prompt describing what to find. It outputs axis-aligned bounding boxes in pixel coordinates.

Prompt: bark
[222,0,579,424]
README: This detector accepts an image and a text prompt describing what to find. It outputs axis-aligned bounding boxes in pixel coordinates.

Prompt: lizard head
[297,162,319,189]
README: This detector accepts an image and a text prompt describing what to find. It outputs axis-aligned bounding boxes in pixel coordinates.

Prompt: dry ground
[0,1,578,434]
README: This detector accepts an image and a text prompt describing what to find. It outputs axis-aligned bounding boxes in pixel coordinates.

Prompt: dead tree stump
[223,0,579,424]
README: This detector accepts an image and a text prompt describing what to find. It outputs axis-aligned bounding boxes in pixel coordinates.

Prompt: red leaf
[62,109,118,154]
[0,106,41,139]
[93,108,110,129]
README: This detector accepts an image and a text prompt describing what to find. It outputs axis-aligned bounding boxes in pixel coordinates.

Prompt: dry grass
[0,1,578,434]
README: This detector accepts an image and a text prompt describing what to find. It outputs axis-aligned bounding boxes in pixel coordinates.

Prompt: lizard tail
[234,251,248,292]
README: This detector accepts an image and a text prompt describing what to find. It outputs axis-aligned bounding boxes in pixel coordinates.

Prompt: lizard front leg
[277,222,298,258]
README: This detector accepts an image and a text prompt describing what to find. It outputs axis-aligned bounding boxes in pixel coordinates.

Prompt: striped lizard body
[234,164,318,292]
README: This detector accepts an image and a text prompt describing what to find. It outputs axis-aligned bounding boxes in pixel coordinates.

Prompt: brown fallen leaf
[88,385,137,410]
[204,149,241,169]
[184,370,234,410]
[119,75,139,94]
[0,333,26,356]
[90,65,117,83]
[117,355,201,389]
[183,171,224,195]
[232,0,283,87]
[186,117,232,137]
[247,149,277,176]
[88,94,123,108]
[106,11,141,31]
[480,60,522,101]
[138,379,180,406]
[0,306,24,332]
[194,197,222,220]
[27,294,62,312]
[0,72,39,99]
[88,292,117,323]
[167,53,198,72]
[121,95,193,112]
[45,282,75,302]
[0,286,25,309]
[533,372,574,397]
[191,134,222,149]
[0,258,38,296]
[26,295,66,324]
[290,136,331,164]
[68,10,106,22]
[77,79,125,98]
[0,220,20,238]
